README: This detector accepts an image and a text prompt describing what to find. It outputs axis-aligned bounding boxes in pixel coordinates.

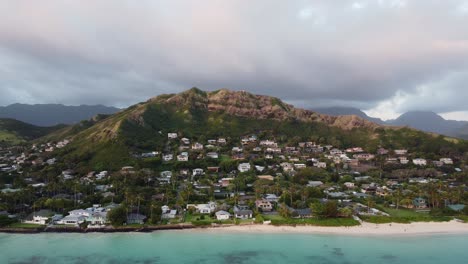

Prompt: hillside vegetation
[50,88,468,171]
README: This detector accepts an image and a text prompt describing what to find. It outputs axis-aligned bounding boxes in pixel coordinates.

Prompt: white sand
[185,220,468,236]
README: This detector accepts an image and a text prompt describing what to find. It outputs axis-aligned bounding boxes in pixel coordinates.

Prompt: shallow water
[1,232,467,263]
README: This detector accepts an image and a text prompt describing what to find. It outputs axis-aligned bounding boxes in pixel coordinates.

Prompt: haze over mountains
[0,104,120,126]
[313,107,468,139]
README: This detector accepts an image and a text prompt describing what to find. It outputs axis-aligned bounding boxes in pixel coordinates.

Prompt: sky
[1,0,468,120]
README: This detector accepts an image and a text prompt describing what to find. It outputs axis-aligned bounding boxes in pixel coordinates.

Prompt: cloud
[0,0,467,119]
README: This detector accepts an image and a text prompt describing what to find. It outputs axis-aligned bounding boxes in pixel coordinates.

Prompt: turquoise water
[0,232,467,263]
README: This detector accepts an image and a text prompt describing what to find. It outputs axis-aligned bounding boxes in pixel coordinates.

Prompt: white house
[160,171,172,178]
[68,209,91,218]
[215,210,231,220]
[440,158,453,165]
[163,154,173,161]
[413,158,427,166]
[206,152,219,159]
[177,153,189,162]
[192,168,204,176]
[168,133,178,139]
[294,163,306,169]
[238,163,251,173]
[395,149,408,155]
[57,215,86,225]
[188,202,217,214]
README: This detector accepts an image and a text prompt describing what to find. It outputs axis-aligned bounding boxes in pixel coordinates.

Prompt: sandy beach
[187,220,468,236]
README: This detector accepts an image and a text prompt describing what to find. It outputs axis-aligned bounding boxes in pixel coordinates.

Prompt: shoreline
[184,220,468,237]
[1,220,467,236]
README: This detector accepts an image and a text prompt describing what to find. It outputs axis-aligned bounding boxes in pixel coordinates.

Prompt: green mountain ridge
[0,118,65,146]
[48,88,468,171]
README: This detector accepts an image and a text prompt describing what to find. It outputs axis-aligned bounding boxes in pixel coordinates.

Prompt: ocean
[0,232,467,263]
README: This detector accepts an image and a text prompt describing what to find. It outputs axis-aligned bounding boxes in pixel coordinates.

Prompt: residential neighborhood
[1,132,467,230]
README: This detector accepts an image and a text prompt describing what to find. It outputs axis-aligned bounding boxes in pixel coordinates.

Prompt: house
[220,178,233,187]
[399,157,409,164]
[192,168,204,176]
[330,149,343,155]
[255,165,265,172]
[307,181,324,187]
[177,153,189,162]
[232,147,243,152]
[280,162,294,172]
[286,206,312,218]
[353,153,375,161]
[264,194,279,203]
[440,158,453,165]
[215,210,231,220]
[161,206,177,219]
[163,154,173,161]
[206,152,219,159]
[188,202,217,214]
[412,197,427,209]
[127,213,146,225]
[181,138,190,145]
[294,163,306,169]
[260,140,277,147]
[57,215,86,225]
[160,171,172,178]
[23,209,55,225]
[87,212,108,226]
[377,148,389,155]
[413,158,427,166]
[233,205,253,219]
[168,133,178,139]
[238,163,251,173]
[256,199,273,212]
[257,175,274,181]
[192,143,204,150]
[68,209,91,218]
[217,138,227,144]
[315,162,327,169]
[394,149,408,155]
[344,182,355,189]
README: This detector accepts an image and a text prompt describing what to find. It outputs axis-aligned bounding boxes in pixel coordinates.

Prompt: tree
[108,206,127,226]
[311,200,339,218]
[150,203,162,224]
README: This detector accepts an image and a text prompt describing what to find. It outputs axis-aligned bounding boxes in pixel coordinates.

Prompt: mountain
[386,111,462,133]
[50,88,466,171]
[387,111,468,139]
[312,107,385,124]
[0,104,120,126]
[313,108,468,139]
[0,118,65,146]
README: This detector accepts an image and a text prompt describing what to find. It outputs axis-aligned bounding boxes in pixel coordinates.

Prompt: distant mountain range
[313,107,468,139]
[0,104,120,126]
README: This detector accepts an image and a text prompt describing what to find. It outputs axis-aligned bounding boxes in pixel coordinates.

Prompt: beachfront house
[127,213,146,225]
[233,206,253,219]
[215,210,231,220]
[255,199,273,212]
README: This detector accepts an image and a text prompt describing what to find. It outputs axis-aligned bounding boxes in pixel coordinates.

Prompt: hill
[312,107,385,124]
[0,118,65,146]
[51,88,467,171]
[0,104,120,126]
[313,108,468,140]
[387,111,468,138]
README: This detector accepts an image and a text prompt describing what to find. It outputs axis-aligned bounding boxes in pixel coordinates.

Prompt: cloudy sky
[1,0,468,120]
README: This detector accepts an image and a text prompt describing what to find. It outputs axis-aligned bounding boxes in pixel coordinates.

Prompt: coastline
[188,220,468,236]
[1,220,467,236]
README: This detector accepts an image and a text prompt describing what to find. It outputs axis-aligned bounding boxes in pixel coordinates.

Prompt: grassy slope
[0,118,65,145]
